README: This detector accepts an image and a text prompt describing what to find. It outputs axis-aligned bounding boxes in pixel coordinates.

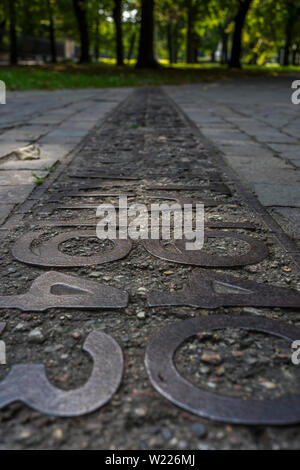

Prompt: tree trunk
[186,0,194,63]
[0,20,6,49]
[47,0,57,63]
[173,23,179,63]
[283,15,293,66]
[9,0,17,65]
[292,46,299,66]
[127,31,136,61]
[113,0,124,66]
[167,23,173,64]
[94,13,100,60]
[72,0,90,63]
[221,30,228,64]
[136,0,159,68]
[229,0,252,69]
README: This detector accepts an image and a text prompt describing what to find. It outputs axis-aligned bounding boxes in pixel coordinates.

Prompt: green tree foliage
[2,0,300,68]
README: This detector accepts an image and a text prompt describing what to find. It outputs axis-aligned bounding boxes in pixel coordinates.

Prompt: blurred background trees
[0,0,299,68]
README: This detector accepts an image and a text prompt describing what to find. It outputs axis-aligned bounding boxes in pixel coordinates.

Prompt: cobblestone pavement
[0,85,300,450]
[165,75,300,245]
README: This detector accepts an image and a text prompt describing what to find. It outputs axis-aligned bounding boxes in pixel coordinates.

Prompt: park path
[0,84,299,450]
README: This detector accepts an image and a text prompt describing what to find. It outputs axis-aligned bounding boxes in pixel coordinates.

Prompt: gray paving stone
[221,146,276,159]
[0,184,34,204]
[59,121,96,131]
[38,143,74,160]
[272,207,300,239]
[0,203,15,225]
[0,125,51,142]
[255,133,296,144]
[0,141,28,159]
[201,131,250,141]
[254,183,300,207]
[0,170,47,186]
[167,80,300,240]
[0,155,58,170]
[267,143,300,159]
[28,116,66,125]
[224,155,299,184]
[45,128,88,138]
[38,129,86,144]
[186,112,222,124]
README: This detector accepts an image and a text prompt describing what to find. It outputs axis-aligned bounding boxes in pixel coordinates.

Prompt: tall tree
[127,30,136,61]
[282,0,300,65]
[0,19,6,52]
[229,0,253,68]
[94,1,101,60]
[136,0,158,68]
[218,13,233,65]
[113,0,124,65]
[8,0,18,65]
[47,0,57,63]
[158,0,184,64]
[186,0,197,63]
[72,0,90,63]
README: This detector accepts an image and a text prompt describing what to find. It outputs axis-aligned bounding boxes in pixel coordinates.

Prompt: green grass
[1,62,300,91]
[32,173,47,185]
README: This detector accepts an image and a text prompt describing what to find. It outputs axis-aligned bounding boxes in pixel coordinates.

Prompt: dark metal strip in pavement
[147,268,300,308]
[143,231,268,267]
[0,271,129,311]
[35,219,255,230]
[12,230,133,268]
[0,331,123,417]
[145,184,232,196]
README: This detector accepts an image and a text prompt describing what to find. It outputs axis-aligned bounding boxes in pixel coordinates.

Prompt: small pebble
[161,428,173,440]
[215,365,225,376]
[259,379,277,389]
[134,407,147,417]
[282,266,291,273]
[89,272,102,278]
[28,328,45,344]
[137,311,146,319]
[72,331,81,339]
[53,428,64,442]
[201,353,222,365]
[191,423,207,438]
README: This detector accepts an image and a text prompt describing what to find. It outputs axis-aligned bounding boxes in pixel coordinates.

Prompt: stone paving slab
[272,207,300,239]
[0,88,132,227]
[0,141,29,159]
[0,157,59,171]
[224,156,300,184]
[0,185,34,203]
[0,170,47,186]
[0,203,15,225]
[165,75,300,243]
[267,143,300,159]
[253,183,300,207]
[0,126,52,143]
